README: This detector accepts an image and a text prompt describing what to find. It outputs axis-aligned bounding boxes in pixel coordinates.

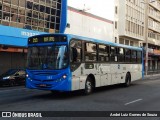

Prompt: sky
[68,0,115,21]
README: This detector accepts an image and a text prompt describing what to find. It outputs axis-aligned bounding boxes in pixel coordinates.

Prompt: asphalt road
[0,75,160,120]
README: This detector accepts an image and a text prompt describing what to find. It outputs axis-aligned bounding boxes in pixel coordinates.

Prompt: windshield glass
[3,69,17,76]
[27,45,68,70]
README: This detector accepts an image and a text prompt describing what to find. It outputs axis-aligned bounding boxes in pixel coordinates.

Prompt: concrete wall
[65,7,114,42]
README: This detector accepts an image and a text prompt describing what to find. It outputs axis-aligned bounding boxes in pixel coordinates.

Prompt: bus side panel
[109,64,142,84]
[109,64,125,84]
[71,63,142,91]
[99,64,112,86]
[71,77,80,90]
[131,64,142,81]
[83,64,101,87]
[71,64,87,90]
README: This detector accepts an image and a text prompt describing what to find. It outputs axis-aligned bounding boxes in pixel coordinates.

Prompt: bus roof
[28,33,143,51]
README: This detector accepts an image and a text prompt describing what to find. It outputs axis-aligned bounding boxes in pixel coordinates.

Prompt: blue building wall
[60,0,67,33]
[0,25,47,47]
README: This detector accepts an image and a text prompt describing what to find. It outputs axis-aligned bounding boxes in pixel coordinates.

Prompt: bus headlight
[26,74,29,78]
[3,76,10,80]
[62,75,67,79]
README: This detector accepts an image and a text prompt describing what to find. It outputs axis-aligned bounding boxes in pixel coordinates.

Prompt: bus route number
[44,37,54,42]
[33,38,38,43]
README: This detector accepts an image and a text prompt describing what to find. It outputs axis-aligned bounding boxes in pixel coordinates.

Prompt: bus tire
[124,73,131,87]
[84,77,94,95]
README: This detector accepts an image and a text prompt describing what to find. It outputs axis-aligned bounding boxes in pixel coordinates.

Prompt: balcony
[148,12,160,23]
[149,2,160,12]
[148,37,160,46]
[148,25,160,33]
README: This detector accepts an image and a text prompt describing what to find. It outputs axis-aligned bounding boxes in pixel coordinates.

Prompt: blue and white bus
[26,34,143,94]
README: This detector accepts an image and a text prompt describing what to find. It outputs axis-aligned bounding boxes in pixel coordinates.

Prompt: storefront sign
[153,49,160,55]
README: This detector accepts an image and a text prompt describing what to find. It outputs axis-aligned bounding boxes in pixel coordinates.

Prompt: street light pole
[144,0,156,75]
[144,0,149,75]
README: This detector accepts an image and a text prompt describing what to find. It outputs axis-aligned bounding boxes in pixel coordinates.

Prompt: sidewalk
[144,71,160,79]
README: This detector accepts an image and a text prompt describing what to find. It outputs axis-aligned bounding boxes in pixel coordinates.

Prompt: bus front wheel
[84,77,94,95]
[124,73,131,87]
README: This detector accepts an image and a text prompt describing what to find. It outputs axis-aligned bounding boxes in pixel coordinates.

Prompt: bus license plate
[39,84,47,87]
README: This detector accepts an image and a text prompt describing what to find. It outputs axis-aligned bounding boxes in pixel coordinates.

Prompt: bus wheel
[84,78,94,95]
[124,73,131,87]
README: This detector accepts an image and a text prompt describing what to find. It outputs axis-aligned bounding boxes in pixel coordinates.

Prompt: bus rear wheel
[84,78,94,95]
[124,73,131,87]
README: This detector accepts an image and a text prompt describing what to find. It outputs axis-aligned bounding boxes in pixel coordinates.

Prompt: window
[130,41,134,46]
[11,0,18,6]
[118,48,125,62]
[98,45,110,62]
[85,42,97,62]
[125,40,129,45]
[137,51,142,63]
[115,37,117,43]
[70,40,82,63]
[115,6,118,14]
[115,21,117,29]
[19,0,26,8]
[110,46,118,62]
[131,50,137,62]
[125,49,131,62]
[3,0,11,4]
[119,38,124,44]
[0,0,61,32]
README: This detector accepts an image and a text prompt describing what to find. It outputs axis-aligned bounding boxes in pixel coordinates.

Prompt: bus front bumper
[26,78,71,92]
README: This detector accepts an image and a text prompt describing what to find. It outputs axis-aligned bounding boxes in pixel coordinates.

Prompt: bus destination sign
[28,36,67,44]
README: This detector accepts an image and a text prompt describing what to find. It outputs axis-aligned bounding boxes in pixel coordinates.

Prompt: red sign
[153,50,160,55]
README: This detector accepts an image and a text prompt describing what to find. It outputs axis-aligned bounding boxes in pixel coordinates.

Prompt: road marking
[125,99,143,106]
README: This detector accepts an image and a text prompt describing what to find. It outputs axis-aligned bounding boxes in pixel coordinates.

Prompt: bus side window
[118,47,125,62]
[131,50,137,63]
[125,49,131,62]
[110,46,117,62]
[137,51,142,63]
[99,44,109,62]
[71,47,78,62]
[70,40,82,63]
[85,42,97,62]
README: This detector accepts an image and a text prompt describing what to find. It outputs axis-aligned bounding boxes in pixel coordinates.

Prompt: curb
[144,74,160,79]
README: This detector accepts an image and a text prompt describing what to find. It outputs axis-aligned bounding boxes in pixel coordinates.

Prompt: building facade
[0,0,67,74]
[65,6,114,42]
[114,0,145,47]
[145,0,160,72]
[114,0,160,72]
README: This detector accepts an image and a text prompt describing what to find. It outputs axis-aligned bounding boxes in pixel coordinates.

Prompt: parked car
[0,69,26,86]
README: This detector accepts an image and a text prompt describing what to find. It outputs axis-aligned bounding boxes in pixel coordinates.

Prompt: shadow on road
[0,82,142,107]
[30,83,139,100]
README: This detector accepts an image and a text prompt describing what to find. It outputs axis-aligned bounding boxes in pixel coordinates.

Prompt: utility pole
[144,0,149,75]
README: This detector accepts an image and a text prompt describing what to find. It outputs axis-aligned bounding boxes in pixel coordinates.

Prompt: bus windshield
[27,45,68,70]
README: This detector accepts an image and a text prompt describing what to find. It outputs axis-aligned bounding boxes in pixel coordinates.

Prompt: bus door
[99,64,111,86]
